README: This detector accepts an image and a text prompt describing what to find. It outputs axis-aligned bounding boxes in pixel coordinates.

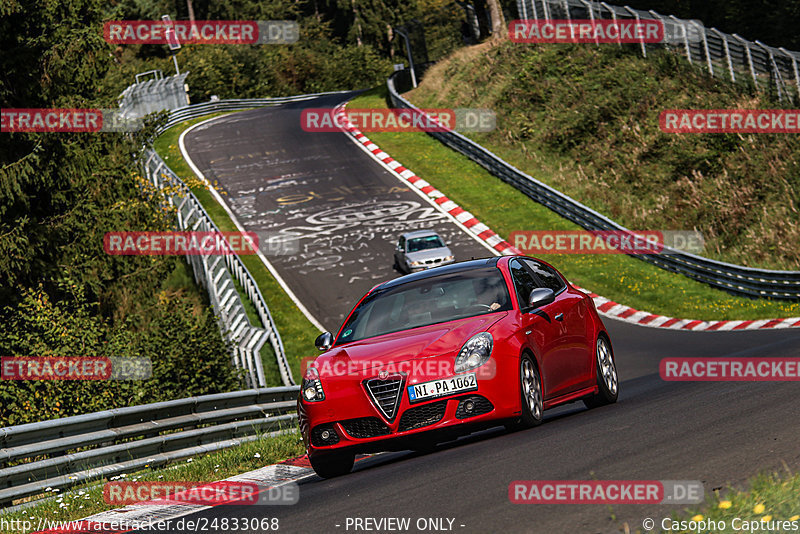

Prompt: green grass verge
[349,88,800,321]
[648,471,800,533]
[0,430,304,532]
[152,113,320,384]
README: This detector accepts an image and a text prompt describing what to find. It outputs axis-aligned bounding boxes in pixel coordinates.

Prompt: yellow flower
[789,515,799,521]
[718,501,732,509]
[754,504,766,514]
[691,515,704,522]
[761,516,772,522]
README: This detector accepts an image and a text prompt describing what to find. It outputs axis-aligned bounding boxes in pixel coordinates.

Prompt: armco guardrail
[142,148,292,387]
[387,71,800,299]
[0,386,299,507]
[516,0,800,101]
[157,91,353,133]
[144,93,349,387]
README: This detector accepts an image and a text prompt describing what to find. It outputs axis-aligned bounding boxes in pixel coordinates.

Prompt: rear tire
[309,450,355,478]
[509,354,543,429]
[584,335,619,409]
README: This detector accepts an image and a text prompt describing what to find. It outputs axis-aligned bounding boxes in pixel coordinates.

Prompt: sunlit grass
[350,88,800,321]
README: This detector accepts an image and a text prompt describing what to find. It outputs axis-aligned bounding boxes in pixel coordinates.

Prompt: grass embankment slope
[409,41,800,271]
[350,43,800,321]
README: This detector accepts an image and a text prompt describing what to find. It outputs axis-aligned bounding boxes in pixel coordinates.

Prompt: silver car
[393,230,455,273]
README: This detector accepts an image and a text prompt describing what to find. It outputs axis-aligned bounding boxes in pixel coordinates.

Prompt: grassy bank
[407,42,800,271]
[639,471,800,533]
[349,88,800,321]
[153,114,321,383]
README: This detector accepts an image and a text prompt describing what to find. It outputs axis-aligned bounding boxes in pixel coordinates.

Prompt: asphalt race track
[163,97,800,534]
[181,91,493,331]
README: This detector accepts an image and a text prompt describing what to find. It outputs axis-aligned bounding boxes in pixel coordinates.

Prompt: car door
[509,258,563,401]
[522,259,594,396]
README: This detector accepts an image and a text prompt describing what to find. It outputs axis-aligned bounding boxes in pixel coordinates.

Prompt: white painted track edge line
[179,114,326,332]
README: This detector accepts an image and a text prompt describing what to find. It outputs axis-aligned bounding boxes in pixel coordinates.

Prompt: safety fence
[142,92,350,386]
[515,0,800,101]
[0,387,299,507]
[387,71,800,299]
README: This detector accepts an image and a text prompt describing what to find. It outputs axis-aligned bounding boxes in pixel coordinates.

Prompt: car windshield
[335,267,512,345]
[407,235,445,252]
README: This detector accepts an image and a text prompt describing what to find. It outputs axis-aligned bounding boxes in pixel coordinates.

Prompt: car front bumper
[298,357,517,457]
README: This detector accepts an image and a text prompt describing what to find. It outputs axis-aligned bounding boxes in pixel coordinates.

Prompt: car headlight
[455,332,493,373]
[444,255,455,261]
[301,366,325,402]
[409,260,422,267]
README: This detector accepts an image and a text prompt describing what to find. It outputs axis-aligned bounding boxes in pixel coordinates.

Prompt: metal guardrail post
[755,41,786,101]
[698,21,714,76]
[600,3,622,47]
[711,29,736,82]
[778,48,800,98]
[732,34,759,86]
[622,6,646,57]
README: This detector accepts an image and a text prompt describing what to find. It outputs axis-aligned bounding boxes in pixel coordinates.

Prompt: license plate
[407,373,477,403]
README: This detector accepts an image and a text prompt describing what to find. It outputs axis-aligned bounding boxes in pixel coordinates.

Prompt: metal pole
[756,41,784,101]
[171,53,180,75]
[623,6,646,58]
[779,48,800,99]
[732,34,758,87]
[712,29,735,82]
[395,28,417,88]
[698,21,713,76]
[601,3,622,47]
[670,15,691,64]
[580,0,598,46]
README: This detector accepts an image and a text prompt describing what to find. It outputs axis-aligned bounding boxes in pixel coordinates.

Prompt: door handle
[555,313,564,321]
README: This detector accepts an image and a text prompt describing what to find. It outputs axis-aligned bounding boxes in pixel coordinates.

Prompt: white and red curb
[333,103,800,332]
[32,456,316,534]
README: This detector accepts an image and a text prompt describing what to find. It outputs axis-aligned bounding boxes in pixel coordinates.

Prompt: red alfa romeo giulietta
[298,256,618,478]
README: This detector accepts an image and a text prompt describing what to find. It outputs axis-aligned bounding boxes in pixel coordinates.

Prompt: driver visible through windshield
[407,235,446,252]
[336,267,512,345]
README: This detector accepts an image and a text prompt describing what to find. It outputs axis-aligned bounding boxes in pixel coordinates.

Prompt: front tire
[508,354,543,430]
[584,335,619,409]
[309,450,355,478]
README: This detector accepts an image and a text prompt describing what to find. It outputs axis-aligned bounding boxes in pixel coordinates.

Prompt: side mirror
[528,288,555,310]
[314,331,334,351]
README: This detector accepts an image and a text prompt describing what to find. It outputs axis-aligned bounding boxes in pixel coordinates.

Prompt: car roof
[400,229,442,240]
[378,257,501,290]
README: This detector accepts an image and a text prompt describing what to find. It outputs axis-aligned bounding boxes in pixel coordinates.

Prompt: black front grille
[455,395,494,419]
[364,376,404,420]
[311,424,339,447]
[340,417,392,439]
[398,400,447,432]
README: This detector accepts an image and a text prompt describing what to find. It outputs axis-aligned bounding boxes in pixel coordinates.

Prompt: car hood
[316,313,507,377]
[405,247,453,262]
